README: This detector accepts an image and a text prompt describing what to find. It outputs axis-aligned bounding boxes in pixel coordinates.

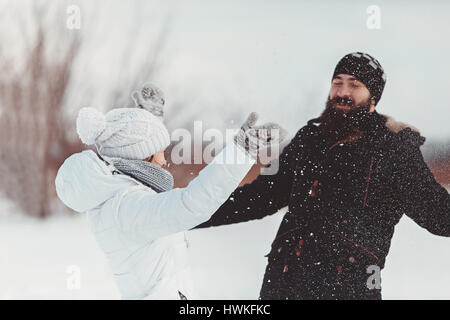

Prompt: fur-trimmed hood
[382,114,420,134]
[380,113,425,147]
[306,112,425,148]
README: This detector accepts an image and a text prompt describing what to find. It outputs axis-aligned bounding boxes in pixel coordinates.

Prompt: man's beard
[319,96,372,143]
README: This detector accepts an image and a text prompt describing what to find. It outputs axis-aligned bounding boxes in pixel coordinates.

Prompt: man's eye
[351,84,360,88]
[333,82,343,86]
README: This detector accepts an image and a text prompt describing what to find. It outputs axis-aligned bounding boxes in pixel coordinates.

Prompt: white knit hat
[76,107,171,160]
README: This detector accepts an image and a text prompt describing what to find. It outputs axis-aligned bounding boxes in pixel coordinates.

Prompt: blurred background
[0,0,449,299]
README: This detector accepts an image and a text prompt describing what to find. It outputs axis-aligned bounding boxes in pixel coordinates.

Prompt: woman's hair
[144,155,154,163]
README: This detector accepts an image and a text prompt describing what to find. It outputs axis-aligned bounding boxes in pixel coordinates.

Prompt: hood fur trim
[382,114,420,134]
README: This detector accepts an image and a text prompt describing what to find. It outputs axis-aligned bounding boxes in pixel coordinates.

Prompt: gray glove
[131,83,165,120]
[234,112,288,159]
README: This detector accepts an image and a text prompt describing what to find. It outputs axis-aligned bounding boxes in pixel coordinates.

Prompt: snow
[2,199,450,299]
[1,0,450,300]
[0,211,119,299]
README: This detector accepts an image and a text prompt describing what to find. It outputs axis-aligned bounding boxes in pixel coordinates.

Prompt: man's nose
[337,84,352,98]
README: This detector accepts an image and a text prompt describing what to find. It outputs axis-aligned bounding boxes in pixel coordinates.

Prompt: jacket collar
[307,112,420,134]
[382,114,420,134]
[306,111,424,152]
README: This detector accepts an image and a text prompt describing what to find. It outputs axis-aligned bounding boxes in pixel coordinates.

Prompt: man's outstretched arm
[195,128,305,228]
[395,129,450,236]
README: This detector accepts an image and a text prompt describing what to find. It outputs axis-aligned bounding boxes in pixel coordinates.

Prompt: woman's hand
[234,112,288,159]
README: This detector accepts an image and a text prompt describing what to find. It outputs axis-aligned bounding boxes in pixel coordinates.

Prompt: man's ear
[369,98,376,113]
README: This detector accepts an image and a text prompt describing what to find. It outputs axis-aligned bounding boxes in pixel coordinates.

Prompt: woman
[55,84,287,300]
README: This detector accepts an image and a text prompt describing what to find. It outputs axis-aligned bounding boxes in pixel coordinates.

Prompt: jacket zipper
[330,230,379,261]
[362,155,375,208]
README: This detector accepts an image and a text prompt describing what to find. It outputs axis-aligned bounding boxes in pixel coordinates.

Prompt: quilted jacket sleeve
[394,129,450,237]
[114,143,255,241]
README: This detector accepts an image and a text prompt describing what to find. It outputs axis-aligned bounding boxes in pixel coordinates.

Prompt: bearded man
[196,52,450,300]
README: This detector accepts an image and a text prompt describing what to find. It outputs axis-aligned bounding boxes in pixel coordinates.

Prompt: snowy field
[1,194,450,300]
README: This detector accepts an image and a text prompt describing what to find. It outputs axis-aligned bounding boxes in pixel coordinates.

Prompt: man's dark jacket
[196,112,450,300]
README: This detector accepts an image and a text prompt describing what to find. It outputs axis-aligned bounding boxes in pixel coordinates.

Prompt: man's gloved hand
[234,112,288,159]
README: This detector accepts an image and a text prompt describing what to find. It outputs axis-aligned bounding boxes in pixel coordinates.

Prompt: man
[196,52,450,300]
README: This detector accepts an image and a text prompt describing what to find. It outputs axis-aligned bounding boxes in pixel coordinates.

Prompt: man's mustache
[330,96,354,107]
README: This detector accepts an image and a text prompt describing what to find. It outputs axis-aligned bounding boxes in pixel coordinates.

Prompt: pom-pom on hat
[131,83,165,120]
[76,107,170,160]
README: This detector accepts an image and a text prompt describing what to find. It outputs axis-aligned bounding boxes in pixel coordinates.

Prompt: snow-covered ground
[1,195,450,300]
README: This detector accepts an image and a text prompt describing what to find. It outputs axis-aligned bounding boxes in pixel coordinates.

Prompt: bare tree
[0,1,179,217]
[0,5,81,217]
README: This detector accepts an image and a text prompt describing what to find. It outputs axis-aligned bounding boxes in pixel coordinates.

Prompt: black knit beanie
[332,52,386,105]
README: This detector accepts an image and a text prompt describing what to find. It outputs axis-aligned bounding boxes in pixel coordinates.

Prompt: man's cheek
[329,90,337,99]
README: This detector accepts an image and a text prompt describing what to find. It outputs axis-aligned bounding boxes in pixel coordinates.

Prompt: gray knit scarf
[100,155,174,193]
